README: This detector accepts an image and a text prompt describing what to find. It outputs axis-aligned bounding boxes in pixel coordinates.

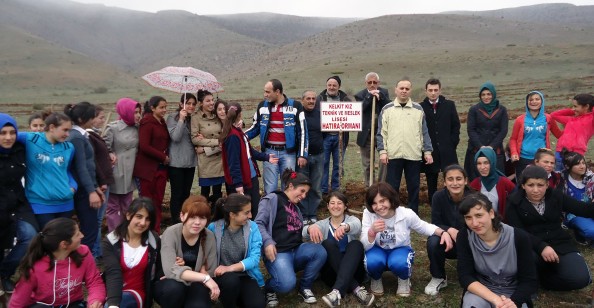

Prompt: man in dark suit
[354,72,391,186]
[420,78,461,206]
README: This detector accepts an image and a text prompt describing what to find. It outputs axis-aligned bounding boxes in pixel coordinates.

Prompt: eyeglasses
[366,81,378,85]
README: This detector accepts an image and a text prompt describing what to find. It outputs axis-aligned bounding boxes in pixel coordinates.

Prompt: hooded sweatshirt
[10,245,105,308]
[509,91,561,160]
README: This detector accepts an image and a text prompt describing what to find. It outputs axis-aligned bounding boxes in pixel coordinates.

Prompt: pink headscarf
[116,98,140,126]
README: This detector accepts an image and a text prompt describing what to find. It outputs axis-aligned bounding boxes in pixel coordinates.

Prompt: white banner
[320,101,362,132]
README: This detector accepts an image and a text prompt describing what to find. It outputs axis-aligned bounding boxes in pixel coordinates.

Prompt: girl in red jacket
[133,96,170,233]
[551,93,594,171]
[11,218,105,308]
[509,91,561,179]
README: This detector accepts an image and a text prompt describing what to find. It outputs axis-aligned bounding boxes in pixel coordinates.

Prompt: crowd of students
[1,76,594,308]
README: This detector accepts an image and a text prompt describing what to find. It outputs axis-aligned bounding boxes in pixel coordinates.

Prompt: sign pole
[369,96,377,185]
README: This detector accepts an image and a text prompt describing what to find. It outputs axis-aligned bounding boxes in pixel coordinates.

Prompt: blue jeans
[365,245,415,280]
[263,148,296,194]
[386,159,421,213]
[264,243,327,293]
[0,220,37,279]
[567,216,594,240]
[35,211,73,229]
[94,188,109,258]
[322,135,346,193]
[555,151,564,172]
[297,152,324,219]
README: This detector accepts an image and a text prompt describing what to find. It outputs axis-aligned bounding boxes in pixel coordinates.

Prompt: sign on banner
[320,101,362,132]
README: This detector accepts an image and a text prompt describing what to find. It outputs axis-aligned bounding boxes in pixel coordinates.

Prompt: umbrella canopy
[141,66,224,93]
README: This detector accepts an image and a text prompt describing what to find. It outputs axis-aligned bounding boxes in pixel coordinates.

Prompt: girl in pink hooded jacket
[551,94,594,171]
[10,218,105,308]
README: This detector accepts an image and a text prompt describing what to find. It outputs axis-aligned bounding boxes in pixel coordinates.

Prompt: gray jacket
[159,223,217,285]
[166,113,197,168]
[302,214,362,242]
[103,120,138,194]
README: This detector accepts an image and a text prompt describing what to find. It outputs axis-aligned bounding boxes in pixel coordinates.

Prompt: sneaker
[424,277,447,296]
[266,292,279,307]
[299,288,317,304]
[353,286,375,306]
[575,231,590,246]
[397,278,411,297]
[310,217,318,223]
[321,289,341,307]
[370,277,384,296]
[1,278,15,294]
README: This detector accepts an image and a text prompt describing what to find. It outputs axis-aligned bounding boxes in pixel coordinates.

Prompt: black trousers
[320,239,367,296]
[154,279,212,308]
[201,184,223,206]
[426,171,439,207]
[537,251,591,291]
[226,176,261,216]
[169,167,195,224]
[426,235,458,279]
[215,272,265,308]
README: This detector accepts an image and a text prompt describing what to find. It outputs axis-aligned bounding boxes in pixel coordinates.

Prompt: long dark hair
[114,197,156,245]
[213,193,252,227]
[64,102,96,126]
[459,193,502,232]
[175,93,197,122]
[219,101,241,143]
[18,218,85,280]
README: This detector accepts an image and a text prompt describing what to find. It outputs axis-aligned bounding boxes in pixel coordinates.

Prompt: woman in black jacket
[506,165,594,291]
[102,197,160,308]
[424,164,473,296]
[458,193,537,308]
[0,113,39,293]
[464,82,508,181]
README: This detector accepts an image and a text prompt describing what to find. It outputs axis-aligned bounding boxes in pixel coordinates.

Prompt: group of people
[1,71,594,308]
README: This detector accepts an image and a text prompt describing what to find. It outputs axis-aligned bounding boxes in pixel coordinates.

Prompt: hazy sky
[71,0,594,18]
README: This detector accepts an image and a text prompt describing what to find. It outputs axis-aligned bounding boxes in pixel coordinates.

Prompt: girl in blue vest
[220,102,278,215]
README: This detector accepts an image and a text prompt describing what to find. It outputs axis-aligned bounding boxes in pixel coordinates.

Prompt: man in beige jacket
[376,79,433,214]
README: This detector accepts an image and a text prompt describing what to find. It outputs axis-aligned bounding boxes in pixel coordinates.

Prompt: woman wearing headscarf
[509,91,561,179]
[104,98,142,231]
[0,113,39,293]
[464,82,509,181]
[469,147,515,219]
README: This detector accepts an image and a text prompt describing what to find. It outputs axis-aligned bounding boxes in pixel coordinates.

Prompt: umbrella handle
[182,76,188,110]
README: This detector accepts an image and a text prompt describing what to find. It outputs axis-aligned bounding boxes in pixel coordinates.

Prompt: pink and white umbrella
[141,66,224,94]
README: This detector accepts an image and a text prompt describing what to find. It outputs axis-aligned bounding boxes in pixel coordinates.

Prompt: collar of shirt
[72,125,88,138]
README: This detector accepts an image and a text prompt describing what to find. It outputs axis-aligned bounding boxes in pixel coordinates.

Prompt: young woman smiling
[103,197,160,308]
[470,147,515,218]
[191,90,225,206]
[303,191,374,307]
[457,193,537,308]
[255,169,327,307]
[425,165,473,296]
[207,193,266,308]
[361,182,453,297]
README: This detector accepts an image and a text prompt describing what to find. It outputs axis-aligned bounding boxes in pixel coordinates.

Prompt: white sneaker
[424,277,447,296]
[397,278,411,297]
[321,289,341,307]
[299,288,317,304]
[370,277,384,296]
